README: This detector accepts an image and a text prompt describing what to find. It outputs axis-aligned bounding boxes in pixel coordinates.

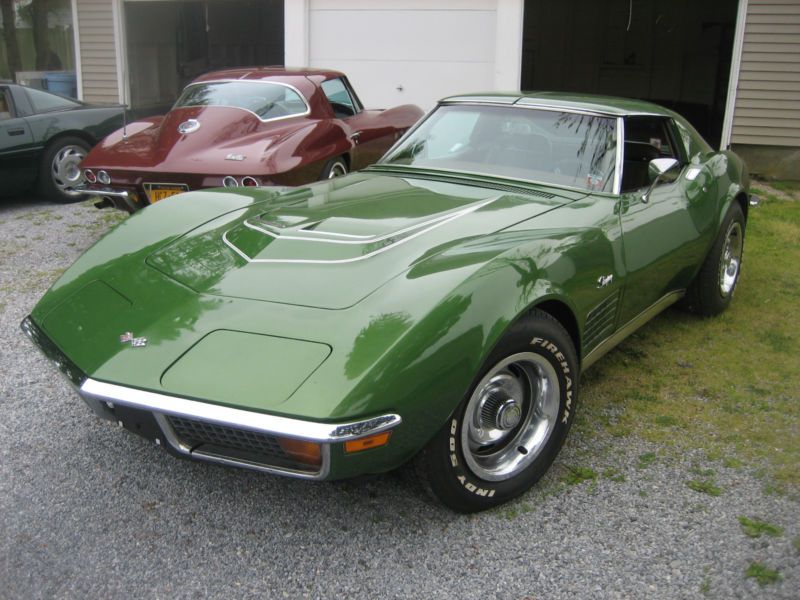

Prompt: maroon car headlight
[241,176,259,187]
[84,169,96,183]
[222,176,238,187]
[97,170,111,185]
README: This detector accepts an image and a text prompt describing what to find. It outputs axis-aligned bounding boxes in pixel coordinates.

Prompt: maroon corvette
[81,67,423,212]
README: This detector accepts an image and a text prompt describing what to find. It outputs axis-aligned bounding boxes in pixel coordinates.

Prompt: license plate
[144,183,188,204]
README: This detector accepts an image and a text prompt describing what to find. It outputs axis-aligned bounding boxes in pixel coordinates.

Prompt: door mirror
[642,158,680,203]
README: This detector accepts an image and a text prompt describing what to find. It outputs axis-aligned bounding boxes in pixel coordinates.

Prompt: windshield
[381,104,618,192]
[174,81,308,121]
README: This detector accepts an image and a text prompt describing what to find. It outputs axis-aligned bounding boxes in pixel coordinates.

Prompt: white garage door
[308,0,498,111]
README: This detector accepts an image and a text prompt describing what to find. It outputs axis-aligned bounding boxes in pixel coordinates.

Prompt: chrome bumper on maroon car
[78,185,140,212]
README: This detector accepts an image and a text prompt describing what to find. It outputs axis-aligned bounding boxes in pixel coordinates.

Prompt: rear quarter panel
[27,107,124,148]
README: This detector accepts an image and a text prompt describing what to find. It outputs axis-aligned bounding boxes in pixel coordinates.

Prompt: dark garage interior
[521,0,739,147]
[124,0,284,112]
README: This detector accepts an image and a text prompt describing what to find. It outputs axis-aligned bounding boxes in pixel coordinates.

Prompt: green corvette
[23,92,749,512]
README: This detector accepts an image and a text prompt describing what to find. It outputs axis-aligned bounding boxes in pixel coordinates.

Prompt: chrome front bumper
[20,316,401,480]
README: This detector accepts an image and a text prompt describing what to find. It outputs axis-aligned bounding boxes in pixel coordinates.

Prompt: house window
[0,0,76,96]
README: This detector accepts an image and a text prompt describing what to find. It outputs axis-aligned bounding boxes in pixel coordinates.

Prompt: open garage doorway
[521,0,739,147]
[124,0,284,114]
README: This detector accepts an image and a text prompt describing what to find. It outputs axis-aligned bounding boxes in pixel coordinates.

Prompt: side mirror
[642,158,680,203]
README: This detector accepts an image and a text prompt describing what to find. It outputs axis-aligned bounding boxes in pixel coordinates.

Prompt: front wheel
[417,310,579,512]
[38,136,91,203]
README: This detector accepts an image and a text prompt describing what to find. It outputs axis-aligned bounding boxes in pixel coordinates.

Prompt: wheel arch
[42,130,97,153]
[735,191,749,223]
[527,298,581,361]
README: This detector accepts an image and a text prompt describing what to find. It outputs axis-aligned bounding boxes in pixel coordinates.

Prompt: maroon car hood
[84,106,314,173]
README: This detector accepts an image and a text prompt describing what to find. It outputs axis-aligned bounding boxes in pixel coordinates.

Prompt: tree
[1,0,22,78]
[31,0,60,70]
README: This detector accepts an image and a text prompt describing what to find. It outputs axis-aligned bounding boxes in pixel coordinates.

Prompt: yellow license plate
[145,185,187,203]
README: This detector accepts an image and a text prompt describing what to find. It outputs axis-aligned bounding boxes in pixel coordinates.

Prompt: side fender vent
[584,292,620,352]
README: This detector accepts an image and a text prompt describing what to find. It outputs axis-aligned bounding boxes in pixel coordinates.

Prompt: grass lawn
[576,181,799,492]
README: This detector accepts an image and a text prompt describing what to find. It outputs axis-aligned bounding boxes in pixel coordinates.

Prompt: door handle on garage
[7,128,25,136]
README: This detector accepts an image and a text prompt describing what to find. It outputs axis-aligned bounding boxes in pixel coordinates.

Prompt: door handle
[7,128,25,136]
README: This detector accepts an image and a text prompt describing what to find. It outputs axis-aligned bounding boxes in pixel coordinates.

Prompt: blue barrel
[44,72,77,98]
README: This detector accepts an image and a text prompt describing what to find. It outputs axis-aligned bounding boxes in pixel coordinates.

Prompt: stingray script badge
[120,332,147,347]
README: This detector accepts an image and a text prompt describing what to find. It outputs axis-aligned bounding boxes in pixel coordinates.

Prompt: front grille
[169,416,286,456]
[166,416,317,473]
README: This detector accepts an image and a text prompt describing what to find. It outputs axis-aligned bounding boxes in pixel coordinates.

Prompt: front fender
[313,212,620,463]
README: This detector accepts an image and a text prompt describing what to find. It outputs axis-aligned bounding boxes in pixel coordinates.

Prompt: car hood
[84,106,313,172]
[145,172,581,309]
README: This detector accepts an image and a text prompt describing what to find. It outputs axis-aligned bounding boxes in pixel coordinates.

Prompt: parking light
[277,438,322,466]
[344,431,391,454]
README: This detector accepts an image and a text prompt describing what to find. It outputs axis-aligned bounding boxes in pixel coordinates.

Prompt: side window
[621,117,679,192]
[0,89,12,120]
[321,78,357,118]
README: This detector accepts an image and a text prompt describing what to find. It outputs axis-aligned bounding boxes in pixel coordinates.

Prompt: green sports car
[22,92,750,512]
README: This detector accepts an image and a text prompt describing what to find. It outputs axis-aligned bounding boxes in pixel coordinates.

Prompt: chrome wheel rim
[461,352,560,482]
[328,162,347,179]
[51,144,87,196]
[718,221,743,297]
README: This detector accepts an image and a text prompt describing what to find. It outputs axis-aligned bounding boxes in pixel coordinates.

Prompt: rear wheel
[417,310,578,512]
[321,157,348,180]
[38,136,91,203]
[681,202,745,316]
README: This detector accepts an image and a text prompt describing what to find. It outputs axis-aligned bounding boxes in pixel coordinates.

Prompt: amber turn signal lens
[344,431,391,454]
[277,438,322,466]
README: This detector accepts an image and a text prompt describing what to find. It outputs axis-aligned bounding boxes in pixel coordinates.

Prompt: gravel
[1,197,798,600]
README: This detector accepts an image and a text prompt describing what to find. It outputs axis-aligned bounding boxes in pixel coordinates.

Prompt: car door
[0,87,35,156]
[617,116,718,325]
[320,77,394,170]
[0,86,37,192]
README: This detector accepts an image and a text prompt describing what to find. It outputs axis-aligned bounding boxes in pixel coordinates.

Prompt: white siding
[76,0,120,104]
[732,0,800,146]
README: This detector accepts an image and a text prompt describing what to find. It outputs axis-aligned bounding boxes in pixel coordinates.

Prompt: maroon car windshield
[381,104,618,193]
[174,81,309,121]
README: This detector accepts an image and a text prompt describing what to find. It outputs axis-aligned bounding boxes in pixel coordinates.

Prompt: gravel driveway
[1,197,797,600]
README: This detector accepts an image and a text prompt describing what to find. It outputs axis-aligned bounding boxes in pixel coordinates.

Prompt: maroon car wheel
[321,157,348,179]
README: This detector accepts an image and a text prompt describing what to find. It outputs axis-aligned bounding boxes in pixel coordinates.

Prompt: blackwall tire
[418,309,579,513]
[681,202,746,317]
